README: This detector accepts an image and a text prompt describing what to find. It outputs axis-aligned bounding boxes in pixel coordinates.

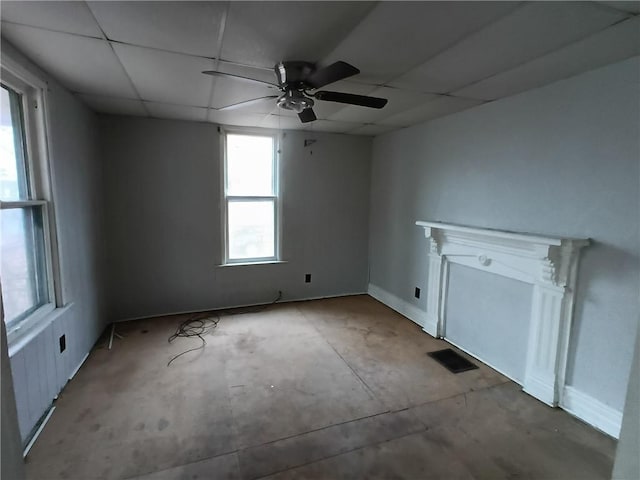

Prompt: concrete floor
[25,295,616,479]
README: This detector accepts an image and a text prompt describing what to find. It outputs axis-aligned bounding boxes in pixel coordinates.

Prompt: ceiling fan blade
[218,95,279,111]
[314,91,388,109]
[202,71,278,88]
[298,108,317,123]
[306,61,360,89]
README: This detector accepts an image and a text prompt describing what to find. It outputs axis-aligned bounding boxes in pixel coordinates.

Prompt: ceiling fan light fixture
[277,90,314,113]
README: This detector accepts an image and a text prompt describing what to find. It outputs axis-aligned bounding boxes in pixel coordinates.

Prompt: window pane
[0,206,49,328]
[228,200,275,260]
[0,84,29,201]
[226,134,274,196]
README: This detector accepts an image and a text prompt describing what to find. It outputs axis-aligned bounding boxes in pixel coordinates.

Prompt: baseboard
[69,352,90,381]
[562,386,622,438]
[113,291,368,323]
[367,283,427,329]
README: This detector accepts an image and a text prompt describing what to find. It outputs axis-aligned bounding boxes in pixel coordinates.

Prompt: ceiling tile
[146,102,207,122]
[221,1,375,68]
[378,96,484,127]
[78,94,147,117]
[455,17,640,101]
[1,23,137,98]
[391,2,629,94]
[208,109,268,128]
[112,43,214,107]
[87,1,226,57]
[347,124,398,136]
[597,1,640,14]
[259,114,306,131]
[310,120,362,133]
[1,1,102,37]
[328,87,437,123]
[323,2,521,85]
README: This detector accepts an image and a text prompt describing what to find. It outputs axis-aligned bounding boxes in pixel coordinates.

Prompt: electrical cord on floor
[166,291,282,366]
[167,313,220,366]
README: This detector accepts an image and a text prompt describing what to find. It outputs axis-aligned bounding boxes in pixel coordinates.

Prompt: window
[223,132,279,263]
[1,65,57,339]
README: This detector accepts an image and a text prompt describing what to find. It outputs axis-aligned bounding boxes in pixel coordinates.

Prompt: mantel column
[424,232,443,337]
[523,283,566,406]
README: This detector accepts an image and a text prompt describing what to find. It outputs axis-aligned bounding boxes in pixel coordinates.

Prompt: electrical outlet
[305,274,311,283]
[59,334,66,353]
[414,287,421,299]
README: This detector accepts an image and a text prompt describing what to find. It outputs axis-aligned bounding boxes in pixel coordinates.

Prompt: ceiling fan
[203,61,388,123]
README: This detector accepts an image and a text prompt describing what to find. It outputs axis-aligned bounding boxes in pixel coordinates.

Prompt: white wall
[99,116,372,321]
[369,57,640,417]
[1,41,107,443]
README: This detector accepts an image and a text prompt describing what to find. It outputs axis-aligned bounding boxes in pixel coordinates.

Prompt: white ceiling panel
[113,43,214,107]
[455,17,640,101]
[87,1,226,57]
[260,114,306,131]
[378,96,484,127]
[598,1,640,14]
[78,94,147,117]
[322,2,521,85]
[347,124,397,137]
[310,120,361,133]
[1,1,102,37]
[146,102,207,122]
[1,23,137,98]
[208,109,268,128]
[329,87,437,123]
[220,1,374,68]
[391,2,629,94]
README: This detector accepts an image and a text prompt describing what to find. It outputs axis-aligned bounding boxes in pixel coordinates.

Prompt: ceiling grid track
[83,0,150,117]
[446,12,637,99]
[206,1,232,123]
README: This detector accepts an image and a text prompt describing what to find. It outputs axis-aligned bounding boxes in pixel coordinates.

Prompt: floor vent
[428,348,478,374]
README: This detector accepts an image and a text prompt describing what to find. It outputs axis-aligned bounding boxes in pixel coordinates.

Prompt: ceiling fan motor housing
[277,90,314,113]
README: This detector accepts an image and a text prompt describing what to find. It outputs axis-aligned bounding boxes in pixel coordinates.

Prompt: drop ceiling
[1,1,638,136]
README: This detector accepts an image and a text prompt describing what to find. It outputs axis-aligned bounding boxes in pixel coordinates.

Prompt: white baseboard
[114,291,368,323]
[367,283,427,329]
[69,352,90,381]
[562,386,622,438]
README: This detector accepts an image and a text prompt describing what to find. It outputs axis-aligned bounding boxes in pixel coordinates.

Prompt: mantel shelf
[415,221,589,248]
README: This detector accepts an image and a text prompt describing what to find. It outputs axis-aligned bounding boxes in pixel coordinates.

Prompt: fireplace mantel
[416,220,589,406]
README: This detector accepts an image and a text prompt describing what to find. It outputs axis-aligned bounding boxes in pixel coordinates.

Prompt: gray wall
[369,56,640,412]
[100,116,372,321]
[2,41,106,442]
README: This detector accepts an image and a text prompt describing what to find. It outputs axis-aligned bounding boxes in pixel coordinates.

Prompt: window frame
[1,57,62,345]
[221,128,281,265]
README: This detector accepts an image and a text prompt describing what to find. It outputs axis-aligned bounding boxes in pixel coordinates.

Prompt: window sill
[217,260,288,268]
[8,303,74,357]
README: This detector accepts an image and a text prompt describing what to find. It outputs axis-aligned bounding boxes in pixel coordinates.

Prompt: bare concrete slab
[24,296,616,479]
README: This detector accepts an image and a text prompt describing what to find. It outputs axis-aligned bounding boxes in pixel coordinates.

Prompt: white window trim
[1,55,63,347]
[220,127,282,266]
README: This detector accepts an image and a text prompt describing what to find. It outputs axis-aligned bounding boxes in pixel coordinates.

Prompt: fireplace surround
[416,220,589,407]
